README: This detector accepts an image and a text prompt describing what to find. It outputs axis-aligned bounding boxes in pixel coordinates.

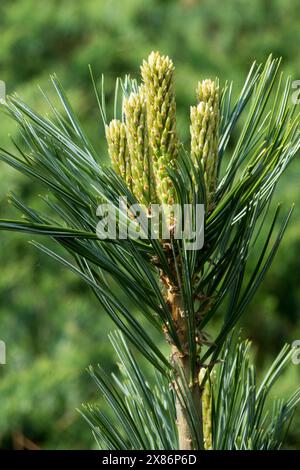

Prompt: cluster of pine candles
[105,51,219,450]
[1,49,299,451]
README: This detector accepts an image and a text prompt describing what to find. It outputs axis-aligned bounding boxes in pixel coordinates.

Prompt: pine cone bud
[105,119,132,191]
[141,51,178,206]
[123,91,155,206]
[199,368,213,450]
[190,79,219,207]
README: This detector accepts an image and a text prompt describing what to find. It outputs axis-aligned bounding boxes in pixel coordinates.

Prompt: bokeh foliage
[0,0,299,449]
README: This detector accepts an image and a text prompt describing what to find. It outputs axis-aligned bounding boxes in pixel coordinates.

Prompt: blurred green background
[0,0,299,449]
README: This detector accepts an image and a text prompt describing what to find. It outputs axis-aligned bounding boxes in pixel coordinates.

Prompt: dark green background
[0,0,299,449]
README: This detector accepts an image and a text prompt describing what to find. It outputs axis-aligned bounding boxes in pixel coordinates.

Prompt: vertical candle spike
[199,368,213,450]
[105,119,132,190]
[190,79,219,208]
[123,91,155,206]
[141,51,179,207]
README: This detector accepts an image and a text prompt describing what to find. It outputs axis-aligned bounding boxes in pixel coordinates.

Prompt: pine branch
[0,52,299,449]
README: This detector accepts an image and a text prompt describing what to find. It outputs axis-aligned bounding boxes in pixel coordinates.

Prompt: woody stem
[168,290,204,450]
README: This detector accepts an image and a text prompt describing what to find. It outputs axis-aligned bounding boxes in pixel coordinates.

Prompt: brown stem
[167,289,204,450]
